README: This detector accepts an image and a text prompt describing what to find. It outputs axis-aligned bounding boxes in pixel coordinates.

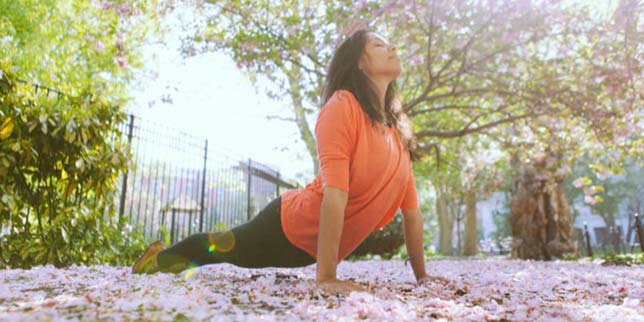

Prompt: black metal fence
[115,114,299,244]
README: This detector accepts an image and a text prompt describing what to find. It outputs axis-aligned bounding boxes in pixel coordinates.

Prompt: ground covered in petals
[1,257,643,321]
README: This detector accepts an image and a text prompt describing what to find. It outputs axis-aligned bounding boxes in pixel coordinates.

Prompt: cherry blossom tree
[183,0,644,259]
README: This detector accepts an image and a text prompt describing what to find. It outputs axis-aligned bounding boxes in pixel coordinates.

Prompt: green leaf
[0,117,14,140]
[61,226,69,243]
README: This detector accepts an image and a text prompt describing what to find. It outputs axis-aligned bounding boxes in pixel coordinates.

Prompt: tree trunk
[452,201,460,255]
[509,155,577,260]
[437,188,454,255]
[287,65,319,175]
[463,189,478,256]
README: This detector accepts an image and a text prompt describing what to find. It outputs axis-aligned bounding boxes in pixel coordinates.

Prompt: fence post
[584,221,593,257]
[171,209,176,245]
[119,114,135,220]
[200,140,208,232]
[247,158,252,221]
[188,212,193,235]
[275,171,280,198]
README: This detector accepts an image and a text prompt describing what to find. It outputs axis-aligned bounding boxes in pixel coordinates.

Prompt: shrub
[0,66,145,268]
[600,252,644,267]
[348,214,406,260]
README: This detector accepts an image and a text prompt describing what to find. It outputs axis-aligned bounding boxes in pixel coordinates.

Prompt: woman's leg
[156,196,316,272]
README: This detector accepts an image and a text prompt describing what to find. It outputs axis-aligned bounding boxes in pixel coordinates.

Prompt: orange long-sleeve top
[280,90,419,265]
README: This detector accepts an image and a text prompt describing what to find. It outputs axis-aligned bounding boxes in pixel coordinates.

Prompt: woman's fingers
[348,280,366,292]
[417,275,473,294]
[418,275,452,286]
[318,278,367,295]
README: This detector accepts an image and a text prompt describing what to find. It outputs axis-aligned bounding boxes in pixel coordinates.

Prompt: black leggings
[156,196,316,271]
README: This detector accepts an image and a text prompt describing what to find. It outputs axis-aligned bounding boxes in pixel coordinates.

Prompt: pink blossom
[3,259,643,320]
[583,186,598,196]
[241,40,256,52]
[572,177,586,188]
[595,168,612,181]
[409,54,424,67]
[591,111,608,121]
[555,165,570,179]
[118,3,131,16]
[343,19,369,36]
[515,0,533,11]
[113,55,127,68]
[535,173,550,181]
[101,1,114,11]
[399,0,415,9]
[354,0,369,12]
[116,37,125,50]
[285,25,298,37]
[536,115,550,126]
[95,41,105,53]
[532,152,547,166]
[501,30,521,43]
[616,128,631,139]
[544,156,556,168]
[623,298,641,309]
[584,195,598,205]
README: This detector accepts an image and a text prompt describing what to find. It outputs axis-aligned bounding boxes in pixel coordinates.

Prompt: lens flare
[182,261,199,279]
[207,230,236,253]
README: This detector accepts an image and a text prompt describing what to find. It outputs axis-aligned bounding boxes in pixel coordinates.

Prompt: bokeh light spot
[207,230,236,253]
[182,261,199,279]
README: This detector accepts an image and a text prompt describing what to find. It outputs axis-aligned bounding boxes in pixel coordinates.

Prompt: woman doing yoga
[131,29,448,295]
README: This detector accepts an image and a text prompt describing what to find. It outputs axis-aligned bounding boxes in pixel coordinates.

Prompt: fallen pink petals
[1,257,643,321]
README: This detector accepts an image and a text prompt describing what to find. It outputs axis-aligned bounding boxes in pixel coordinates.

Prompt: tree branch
[459,104,511,133]
[266,115,296,122]
[282,56,325,78]
[416,113,535,138]
[409,104,480,117]
[213,2,325,77]
[416,142,441,168]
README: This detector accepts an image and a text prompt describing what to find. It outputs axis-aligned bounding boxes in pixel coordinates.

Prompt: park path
[1,257,643,321]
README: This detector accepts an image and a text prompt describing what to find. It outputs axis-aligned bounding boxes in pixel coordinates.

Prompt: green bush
[348,214,406,260]
[1,215,147,268]
[0,66,145,268]
[600,252,644,267]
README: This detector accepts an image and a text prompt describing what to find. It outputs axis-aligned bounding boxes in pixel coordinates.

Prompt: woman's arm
[316,187,366,295]
[401,208,427,281]
[316,186,348,283]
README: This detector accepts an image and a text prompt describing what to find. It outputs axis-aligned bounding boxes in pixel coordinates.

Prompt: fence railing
[115,114,299,244]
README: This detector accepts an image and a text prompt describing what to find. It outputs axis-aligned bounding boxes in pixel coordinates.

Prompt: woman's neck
[371,78,389,116]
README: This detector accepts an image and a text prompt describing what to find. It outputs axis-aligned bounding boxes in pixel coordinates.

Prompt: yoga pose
[132,29,447,295]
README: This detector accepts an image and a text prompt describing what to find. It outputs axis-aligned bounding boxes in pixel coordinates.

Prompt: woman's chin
[389,68,402,80]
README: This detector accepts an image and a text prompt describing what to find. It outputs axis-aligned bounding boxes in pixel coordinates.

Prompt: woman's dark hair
[321,29,420,161]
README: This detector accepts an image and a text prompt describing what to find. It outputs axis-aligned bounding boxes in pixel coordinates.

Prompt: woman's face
[358,33,401,81]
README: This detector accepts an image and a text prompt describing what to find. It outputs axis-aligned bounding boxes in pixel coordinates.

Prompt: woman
[131,29,448,295]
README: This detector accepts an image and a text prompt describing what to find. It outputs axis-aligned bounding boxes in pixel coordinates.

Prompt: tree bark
[286,65,319,175]
[509,154,577,260]
[437,187,454,255]
[463,189,478,256]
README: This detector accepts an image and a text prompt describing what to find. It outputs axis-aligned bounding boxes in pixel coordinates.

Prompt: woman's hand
[317,278,367,296]
[416,274,451,286]
[417,274,472,293]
